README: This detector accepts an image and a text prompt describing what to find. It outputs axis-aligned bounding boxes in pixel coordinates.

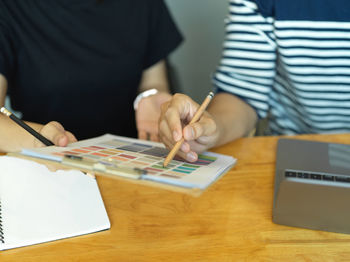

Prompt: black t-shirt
[0,0,182,139]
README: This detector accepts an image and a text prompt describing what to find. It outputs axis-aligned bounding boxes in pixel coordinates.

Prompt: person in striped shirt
[158,0,350,162]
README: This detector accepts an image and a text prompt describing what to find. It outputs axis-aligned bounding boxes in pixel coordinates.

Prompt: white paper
[0,156,110,250]
[21,134,237,190]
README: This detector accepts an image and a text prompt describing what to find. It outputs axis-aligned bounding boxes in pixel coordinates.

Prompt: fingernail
[173,130,181,141]
[181,143,189,152]
[58,138,64,146]
[190,127,195,139]
[187,152,197,162]
[58,136,67,146]
[185,127,194,140]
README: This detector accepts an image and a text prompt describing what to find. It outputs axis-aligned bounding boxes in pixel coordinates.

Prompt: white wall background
[165,0,228,102]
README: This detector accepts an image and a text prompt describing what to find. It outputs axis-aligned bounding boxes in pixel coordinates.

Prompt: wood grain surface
[1,133,350,262]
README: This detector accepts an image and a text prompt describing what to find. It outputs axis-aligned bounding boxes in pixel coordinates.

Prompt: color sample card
[21,134,236,189]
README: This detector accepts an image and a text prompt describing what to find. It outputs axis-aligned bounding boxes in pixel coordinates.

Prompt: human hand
[135,92,172,142]
[35,121,77,147]
[158,93,219,162]
[24,121,79,172]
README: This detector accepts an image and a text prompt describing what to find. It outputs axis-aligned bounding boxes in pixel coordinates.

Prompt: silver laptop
[273,138,350,234]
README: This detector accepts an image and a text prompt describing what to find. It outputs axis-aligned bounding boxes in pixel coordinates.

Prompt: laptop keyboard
[285,170,350,183]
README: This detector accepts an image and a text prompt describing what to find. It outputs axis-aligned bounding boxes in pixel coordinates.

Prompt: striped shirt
[213,0,350,135]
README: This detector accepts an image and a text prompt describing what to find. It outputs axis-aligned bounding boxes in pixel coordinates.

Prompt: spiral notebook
[0,156,110,251]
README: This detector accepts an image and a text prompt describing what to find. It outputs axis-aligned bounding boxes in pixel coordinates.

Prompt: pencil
[163,92,214,167]
[0,107,54,146]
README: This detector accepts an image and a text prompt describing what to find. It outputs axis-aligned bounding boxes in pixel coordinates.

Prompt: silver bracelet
[133,88,158,110]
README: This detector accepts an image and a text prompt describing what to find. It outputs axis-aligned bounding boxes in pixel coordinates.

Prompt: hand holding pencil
[0,107,77,151]
[159,92,218,166]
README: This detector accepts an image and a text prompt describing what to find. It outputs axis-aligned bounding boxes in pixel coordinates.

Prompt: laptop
[273,138,350,234]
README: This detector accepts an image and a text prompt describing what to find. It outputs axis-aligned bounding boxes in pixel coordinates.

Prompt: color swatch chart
[22,134,236,189]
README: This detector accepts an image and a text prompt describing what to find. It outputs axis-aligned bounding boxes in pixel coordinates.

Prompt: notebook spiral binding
[0,200,4,243]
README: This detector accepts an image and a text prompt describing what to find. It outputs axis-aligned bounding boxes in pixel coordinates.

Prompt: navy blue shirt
[256,0,350,21]
[0,0,182,139]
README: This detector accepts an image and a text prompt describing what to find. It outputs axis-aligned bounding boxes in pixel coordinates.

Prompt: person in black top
[0,0,182,152]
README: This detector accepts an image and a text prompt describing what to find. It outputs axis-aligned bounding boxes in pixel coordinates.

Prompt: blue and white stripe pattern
[213,0,350,135]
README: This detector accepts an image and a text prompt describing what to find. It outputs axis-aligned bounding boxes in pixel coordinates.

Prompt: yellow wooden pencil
[163,92,214,167]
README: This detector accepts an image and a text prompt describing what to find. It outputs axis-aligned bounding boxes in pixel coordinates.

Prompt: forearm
[0,73,48,152]
[138,60,170,94]
[208,92,258,147]
[0,74,7,106]
[0,115,45,152]
[139,81,170,94]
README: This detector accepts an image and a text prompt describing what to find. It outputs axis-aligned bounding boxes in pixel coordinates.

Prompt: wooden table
[2,134,350,261]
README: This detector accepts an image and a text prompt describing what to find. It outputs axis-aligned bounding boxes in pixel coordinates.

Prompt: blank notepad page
[0,156,110,250]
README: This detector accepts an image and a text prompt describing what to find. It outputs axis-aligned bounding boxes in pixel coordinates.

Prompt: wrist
[133,88,158,110]
[210,113,226,147]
